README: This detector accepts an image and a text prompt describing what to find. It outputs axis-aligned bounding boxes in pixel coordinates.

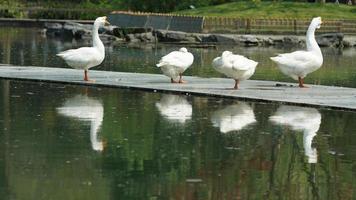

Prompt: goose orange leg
[298,77,308,88]
[84,69,95,82]
[178,73,187,84]
[84,70,89,81]
[234,79,240,90]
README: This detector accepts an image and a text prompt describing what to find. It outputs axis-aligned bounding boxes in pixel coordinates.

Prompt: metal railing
[110,11,356,35]
[203,17,353,35]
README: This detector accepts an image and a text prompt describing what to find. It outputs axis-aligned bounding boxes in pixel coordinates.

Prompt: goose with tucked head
[211,102,256,133]
[57,16,110,81]
[155,94,192,123]
[212,51,258,89]
[156,47,194,83]
[270,17,323,88]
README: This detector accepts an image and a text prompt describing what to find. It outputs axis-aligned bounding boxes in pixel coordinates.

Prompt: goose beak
[104,16,110,26]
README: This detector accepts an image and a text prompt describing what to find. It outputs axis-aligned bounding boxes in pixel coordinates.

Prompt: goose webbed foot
[171,78,179,83]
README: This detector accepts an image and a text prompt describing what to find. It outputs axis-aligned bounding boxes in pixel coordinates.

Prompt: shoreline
[1,17,355,48]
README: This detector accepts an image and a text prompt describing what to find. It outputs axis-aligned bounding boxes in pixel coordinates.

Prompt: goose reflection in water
[211,102,256,133]
[57,95,105,151]
[155,94,192,123]
[269,106,321,163]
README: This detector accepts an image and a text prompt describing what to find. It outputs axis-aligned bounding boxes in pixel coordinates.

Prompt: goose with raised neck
[57,16,110,81]
[92,19,105,51]
[270,17,323,88]
[57,95,105,152]
[306,18,322,57]
[269,105,321,163]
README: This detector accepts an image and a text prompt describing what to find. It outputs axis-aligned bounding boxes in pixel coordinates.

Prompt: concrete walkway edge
[1,65,356,111]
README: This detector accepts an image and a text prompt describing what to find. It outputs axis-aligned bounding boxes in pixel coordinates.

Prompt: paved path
[1,66,356,111]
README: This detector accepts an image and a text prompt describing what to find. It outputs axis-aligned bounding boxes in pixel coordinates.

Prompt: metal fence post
[246,18,251,34]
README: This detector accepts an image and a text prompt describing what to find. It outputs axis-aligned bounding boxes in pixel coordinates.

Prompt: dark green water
[0,27,356,87]
[1,80,356,199]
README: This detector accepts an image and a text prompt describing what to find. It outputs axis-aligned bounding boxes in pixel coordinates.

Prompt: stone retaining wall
[44,21,355,48]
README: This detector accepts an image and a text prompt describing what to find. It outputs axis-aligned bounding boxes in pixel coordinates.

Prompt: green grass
[175,1,356,20]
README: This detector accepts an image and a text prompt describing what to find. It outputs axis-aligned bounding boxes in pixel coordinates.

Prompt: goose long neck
[306,25,321,56]
[90,117,103,151]
[303,130,318,163]
[92,23,104,52]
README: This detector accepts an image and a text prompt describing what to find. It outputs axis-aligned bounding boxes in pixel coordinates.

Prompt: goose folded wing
[161,51,190,66]
[230,55,256,71]
[58,47,99,67]
[276,51,317,68]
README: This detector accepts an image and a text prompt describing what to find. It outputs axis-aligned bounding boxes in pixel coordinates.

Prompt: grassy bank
[1,1,355,20]
[0,1,120,19]
[175,1,356,20]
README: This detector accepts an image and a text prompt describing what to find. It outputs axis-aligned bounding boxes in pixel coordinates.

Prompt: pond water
[1,80,356,199]
[0,27,356,199]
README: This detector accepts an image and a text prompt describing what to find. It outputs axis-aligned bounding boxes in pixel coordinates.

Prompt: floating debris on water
[225,146,240,150]
[328,150,345,156]
[259,131,270,135]
[186,178,203,183]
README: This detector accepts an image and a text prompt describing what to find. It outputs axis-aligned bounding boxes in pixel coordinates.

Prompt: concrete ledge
[1,65,356,111]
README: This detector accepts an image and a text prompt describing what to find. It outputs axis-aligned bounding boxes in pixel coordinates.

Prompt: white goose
[212,51,258,89]
[155,94,192,123]
[270,17,323,88]
[57,16,110,81]
[211,102,256,133]
[57,95,105,152]
[269,106,321,163]
[156,47,194,83]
